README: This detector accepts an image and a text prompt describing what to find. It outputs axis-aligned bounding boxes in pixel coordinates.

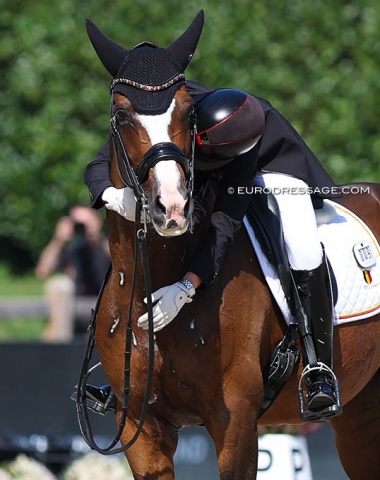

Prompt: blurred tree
[1,0,379,271]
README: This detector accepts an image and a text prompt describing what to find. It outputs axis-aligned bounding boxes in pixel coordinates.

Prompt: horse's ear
[166,10,204,71]
[85,19,128,77]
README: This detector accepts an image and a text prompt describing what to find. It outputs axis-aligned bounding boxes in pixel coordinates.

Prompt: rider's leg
[292,253,339,410]
[254,173,341,416]
[254,173,323,271]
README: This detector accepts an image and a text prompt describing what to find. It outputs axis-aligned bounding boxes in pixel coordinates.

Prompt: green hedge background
[1,0,379,271]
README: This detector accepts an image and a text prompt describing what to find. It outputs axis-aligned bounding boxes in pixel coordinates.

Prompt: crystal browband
[110,73,185,93]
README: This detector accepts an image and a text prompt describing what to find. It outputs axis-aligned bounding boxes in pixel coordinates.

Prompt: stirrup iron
[298,363,342,422]
[70,362,116,416]
[71,386,116,416]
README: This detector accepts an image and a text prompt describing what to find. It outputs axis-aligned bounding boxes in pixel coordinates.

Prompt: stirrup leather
[298,363,342,422]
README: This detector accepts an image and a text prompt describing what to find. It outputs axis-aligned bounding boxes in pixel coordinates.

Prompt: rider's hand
[102,186,136,221]
[138,281,196,332]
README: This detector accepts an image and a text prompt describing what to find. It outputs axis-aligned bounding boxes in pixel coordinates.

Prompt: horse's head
[109,87,196,237]
[86,12,204,237]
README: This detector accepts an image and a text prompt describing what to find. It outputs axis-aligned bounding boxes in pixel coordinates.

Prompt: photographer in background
[35,204,110,342]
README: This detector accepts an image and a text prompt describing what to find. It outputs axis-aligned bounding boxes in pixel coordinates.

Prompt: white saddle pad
[243,199,380,326]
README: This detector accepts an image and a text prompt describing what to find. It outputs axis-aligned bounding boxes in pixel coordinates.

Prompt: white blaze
[135,98,187,230]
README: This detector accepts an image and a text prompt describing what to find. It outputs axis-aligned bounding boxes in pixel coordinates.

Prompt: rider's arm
[188,147,259,286]
[84,142,113,209]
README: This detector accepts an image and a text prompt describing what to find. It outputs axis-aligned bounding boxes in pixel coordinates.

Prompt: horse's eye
[114,109,128,123]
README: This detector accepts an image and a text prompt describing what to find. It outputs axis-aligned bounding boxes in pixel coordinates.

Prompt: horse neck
[107,212,198,291]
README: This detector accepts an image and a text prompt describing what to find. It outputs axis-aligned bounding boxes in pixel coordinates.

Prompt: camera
[73,222,86,236]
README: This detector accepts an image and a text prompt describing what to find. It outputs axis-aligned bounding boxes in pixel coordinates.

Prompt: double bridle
[75,96,197,455]
[109,105,197,231]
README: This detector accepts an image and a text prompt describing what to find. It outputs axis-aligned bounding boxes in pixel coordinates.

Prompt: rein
[75,199,155,455]
[75,102,196,455]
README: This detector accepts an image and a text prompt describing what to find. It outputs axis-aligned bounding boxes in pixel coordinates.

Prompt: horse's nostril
[167,219,178,229]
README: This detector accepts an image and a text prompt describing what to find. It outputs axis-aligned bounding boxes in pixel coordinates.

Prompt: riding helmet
[194,89,265,165]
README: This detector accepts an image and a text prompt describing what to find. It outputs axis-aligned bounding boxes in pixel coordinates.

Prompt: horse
[85,14,380,480]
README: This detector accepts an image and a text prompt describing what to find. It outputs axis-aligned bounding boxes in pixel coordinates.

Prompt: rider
[83,81,342,421]
[80,14,342,421]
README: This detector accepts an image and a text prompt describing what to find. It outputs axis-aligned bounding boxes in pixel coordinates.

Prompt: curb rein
[75,103,197,455]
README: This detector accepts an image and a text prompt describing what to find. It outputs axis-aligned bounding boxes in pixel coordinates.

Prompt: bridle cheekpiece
[109,90,197,232]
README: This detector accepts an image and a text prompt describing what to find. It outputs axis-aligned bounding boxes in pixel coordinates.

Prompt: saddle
[246,193,337,417]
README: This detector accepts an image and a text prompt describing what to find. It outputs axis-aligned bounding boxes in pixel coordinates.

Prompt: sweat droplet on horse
[75,11,380,480]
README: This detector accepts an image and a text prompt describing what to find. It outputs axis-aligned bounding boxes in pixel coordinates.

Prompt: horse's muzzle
[150,193,193,237]
[137,142,193,237]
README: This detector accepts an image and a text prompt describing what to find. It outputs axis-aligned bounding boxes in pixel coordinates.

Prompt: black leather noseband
[136,142,190,183]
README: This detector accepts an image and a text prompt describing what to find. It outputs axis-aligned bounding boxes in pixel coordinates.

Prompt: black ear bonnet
[86,11,204,114]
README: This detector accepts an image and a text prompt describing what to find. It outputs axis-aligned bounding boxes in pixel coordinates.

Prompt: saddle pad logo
[353,241,376,285]
[353,241,376,269]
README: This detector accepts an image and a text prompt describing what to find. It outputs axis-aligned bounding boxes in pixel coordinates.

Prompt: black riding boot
[71,384,117,415]
[292,252,342,421]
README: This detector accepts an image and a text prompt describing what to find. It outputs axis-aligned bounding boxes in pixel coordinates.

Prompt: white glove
[102,186,136,221]
[138,281,196,332]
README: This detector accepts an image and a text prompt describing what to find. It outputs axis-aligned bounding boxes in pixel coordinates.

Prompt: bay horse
[84,14,380,480]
